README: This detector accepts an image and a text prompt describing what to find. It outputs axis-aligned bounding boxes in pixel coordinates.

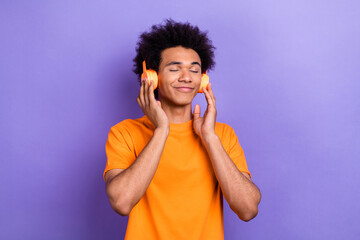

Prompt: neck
[159,99,193,124]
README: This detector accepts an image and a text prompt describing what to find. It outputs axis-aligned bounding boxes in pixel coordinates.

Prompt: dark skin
[105,46,261,220]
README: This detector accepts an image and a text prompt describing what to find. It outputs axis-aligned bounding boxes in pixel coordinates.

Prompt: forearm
[202,134,261,221]
[106,127,169,215]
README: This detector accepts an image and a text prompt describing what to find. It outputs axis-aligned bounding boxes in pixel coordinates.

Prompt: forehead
[160,46,201,65]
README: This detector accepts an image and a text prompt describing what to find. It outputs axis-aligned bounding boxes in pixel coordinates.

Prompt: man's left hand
[193,83,217,142]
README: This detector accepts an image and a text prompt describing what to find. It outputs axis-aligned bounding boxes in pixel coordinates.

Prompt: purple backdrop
[1,1,359,239]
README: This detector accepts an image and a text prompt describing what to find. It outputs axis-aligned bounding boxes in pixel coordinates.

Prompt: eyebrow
[165,61,201,67]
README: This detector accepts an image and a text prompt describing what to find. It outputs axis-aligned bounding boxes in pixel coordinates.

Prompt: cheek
[195,76,202,86]
[157,74,170,94]
[159,72,176,88]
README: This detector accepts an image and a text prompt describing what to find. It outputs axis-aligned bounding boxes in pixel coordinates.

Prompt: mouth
[174,86,195,93]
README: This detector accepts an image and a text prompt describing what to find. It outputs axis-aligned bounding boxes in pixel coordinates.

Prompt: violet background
[1,1,359,239]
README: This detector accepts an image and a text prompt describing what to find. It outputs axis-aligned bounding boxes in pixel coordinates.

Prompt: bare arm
[105,127,168,215]
[193,83,261,221]
[105,80,169,216]
[202,135,261,221]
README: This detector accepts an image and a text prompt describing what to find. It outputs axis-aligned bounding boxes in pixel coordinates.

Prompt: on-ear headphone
[141,60,210,93]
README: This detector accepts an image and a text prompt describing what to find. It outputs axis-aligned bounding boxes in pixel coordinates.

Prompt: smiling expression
[157,46,202,107]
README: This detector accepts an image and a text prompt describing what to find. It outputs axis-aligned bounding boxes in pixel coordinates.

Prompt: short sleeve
[224,125,252,178]
[103,124,136,180]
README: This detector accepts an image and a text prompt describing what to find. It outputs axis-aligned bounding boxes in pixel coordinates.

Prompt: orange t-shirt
[104,116,251,240]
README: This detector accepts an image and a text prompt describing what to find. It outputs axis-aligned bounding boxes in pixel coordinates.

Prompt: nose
[179,69,192,83]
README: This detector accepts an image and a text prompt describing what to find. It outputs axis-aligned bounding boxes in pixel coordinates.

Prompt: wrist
[201,132,219,146]
[154,126,169,137]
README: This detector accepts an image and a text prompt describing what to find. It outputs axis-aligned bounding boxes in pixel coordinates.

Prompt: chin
[169,97,192,106]
[175,93,196,105]
[175,100,192,106]
[162,95,194,107]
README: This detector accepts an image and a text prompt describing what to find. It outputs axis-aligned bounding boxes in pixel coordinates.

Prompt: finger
[203,87,215,106]
[139,79,145,106]
[208,83,216,104]
[156,100,161,107]
[193,104,201,120]
[206,83,215,103]
[148,80,156,105]
[143,78,149,107]
[136,97,140,106]
[136,97,145,113]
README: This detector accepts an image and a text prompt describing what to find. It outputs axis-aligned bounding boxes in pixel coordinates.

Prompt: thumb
[193,104,201,120]
[156,100,162,108]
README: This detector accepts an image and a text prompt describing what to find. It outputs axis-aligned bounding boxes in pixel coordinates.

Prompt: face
[157,46,202,107]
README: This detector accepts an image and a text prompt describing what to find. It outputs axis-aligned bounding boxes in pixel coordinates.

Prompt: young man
[104,20,261,239]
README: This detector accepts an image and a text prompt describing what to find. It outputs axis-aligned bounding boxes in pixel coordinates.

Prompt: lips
[174,86,194,92]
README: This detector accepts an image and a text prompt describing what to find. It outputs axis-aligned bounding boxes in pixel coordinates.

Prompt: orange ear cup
[141,61,158,89]
[198,71,210,93]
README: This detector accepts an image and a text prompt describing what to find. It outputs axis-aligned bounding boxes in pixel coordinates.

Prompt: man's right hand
[137,79,169,130]
[105,79,169,216]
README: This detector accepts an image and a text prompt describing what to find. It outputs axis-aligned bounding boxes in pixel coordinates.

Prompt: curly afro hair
[133,19,215,98]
